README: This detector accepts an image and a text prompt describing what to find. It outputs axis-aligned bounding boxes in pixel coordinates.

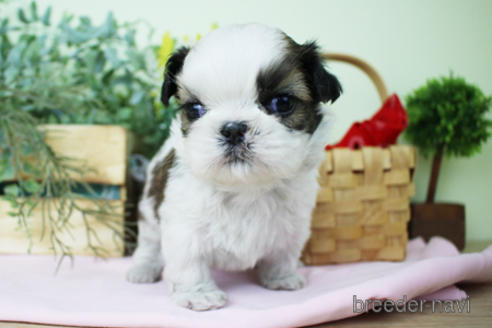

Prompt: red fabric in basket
[326,94,408,150]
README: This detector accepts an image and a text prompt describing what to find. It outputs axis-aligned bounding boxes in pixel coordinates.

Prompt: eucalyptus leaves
[1,1,177,157]
[0,1,179,259]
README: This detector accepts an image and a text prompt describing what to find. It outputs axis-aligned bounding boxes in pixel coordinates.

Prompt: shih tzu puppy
[126,23,341,311]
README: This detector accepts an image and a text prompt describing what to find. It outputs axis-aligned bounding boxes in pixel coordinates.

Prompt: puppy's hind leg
[126,199,163,284]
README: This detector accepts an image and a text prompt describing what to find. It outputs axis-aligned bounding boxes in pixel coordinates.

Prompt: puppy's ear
[160,47,190,106]
[299,42,342,104]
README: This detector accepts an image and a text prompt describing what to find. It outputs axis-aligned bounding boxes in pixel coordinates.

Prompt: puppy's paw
[260,272,306,291]
[126,263,163,284]
[172,288,228,311]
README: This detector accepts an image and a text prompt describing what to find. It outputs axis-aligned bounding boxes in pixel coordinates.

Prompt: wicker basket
[301,53,416,265]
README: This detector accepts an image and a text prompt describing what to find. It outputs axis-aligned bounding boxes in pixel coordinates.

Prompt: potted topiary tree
[405,74,491,250]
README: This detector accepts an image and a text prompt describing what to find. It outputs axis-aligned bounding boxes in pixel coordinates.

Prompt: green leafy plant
[1,1,178,157]
[0,0,187,261]
[404,73,492,203]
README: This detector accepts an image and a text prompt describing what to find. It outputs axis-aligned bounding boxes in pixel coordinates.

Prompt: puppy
[126,23,341,311]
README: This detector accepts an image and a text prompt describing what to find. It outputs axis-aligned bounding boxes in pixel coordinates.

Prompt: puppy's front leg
[257,251,306,291]
[126,199,163,284]
[164,248,227,311]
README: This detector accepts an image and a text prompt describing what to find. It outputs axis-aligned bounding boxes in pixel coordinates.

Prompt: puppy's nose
[220,121,248,145]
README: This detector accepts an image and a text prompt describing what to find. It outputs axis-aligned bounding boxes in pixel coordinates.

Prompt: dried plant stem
[1,108,135,266]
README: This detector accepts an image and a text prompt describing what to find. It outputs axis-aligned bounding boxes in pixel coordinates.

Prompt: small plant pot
[409,203,465,250]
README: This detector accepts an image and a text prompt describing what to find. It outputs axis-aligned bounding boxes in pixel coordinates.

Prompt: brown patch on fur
[147,149,176,219]
[256,56,322,134]
[256,36,341,134]
[281,102,322,134]
[175,88,198,137]
[137,209,145,221]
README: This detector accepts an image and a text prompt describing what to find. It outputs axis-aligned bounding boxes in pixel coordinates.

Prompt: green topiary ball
[404,74,492,157]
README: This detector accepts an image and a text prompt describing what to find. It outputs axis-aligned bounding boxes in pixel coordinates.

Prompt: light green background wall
[12,0,492,241]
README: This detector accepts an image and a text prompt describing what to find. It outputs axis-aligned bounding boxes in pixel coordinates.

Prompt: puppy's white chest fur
[160,159,318,272]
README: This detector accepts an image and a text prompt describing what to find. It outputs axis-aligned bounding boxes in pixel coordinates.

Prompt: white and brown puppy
[126,24,341,311]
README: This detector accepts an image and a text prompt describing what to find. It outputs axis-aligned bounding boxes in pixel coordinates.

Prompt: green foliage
[0,0,181,259]
[1,1,178,157]
[404,74,492,157]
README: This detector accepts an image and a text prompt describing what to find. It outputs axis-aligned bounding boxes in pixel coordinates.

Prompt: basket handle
[322,53,389,103]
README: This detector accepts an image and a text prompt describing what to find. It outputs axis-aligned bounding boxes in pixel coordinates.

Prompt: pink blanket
[0,237,491,328]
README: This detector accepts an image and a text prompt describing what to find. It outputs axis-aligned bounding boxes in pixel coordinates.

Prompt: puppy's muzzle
[220,121,248,146]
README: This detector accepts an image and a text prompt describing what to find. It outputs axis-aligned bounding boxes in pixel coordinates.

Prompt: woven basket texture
[302,145,416,265]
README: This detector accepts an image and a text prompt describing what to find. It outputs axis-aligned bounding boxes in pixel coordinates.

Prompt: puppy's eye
[266,95,295,116]
[184,102,206,121]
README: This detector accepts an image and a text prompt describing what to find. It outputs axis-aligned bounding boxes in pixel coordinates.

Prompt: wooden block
[39,125,128,185]
[0,199,124,256]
